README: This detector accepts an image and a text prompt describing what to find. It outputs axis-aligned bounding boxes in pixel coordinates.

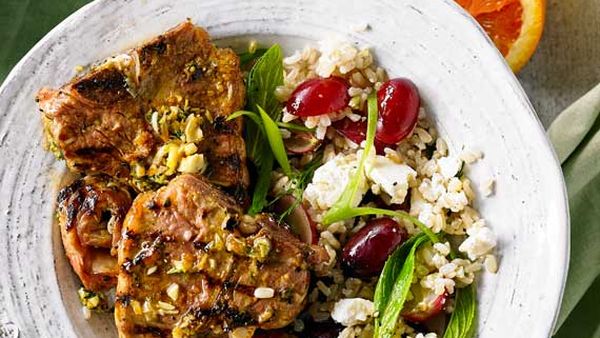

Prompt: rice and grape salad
[255,40,498,337]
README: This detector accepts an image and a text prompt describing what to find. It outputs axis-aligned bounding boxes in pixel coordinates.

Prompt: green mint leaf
[376,234,430,337]
[240,44,283,213]
[443,283,477,338]
[322,93,378,224]
[246,44,283,120]
[238,47,268,67]
[374,233,428,329]
[245,44,283,167]
[257,105,292,176]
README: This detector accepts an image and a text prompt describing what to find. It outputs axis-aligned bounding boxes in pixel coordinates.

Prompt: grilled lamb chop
[57,175,132,291]
[114,174,328,337]
[37,21,249,204]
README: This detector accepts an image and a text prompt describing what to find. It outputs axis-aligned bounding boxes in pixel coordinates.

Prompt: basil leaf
[322,93,377,224]
[257,105,292,176]
[376,234,430,337]
[443,283,477,338]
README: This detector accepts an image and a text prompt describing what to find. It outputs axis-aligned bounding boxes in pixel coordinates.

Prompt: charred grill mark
[212,116,234,134]
[73,68,130,103]
[80,189,98,215]
[64,192,84,231]
[116,294,132,306]
[73,146,115,157]
[121,259,135,274]
[147,39,167,55]
[224,307,256,327]
[139,38,168,69]
[124,230,138,240]
[132,324,166,336]
[222,184,247,206]
[57,179,82,204]
[224,215,239,231]
[126,234,165,270]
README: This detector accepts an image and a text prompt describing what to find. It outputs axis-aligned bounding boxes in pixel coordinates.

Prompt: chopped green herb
[233,44,284,214]
[456,160,465,178]
[276,122,316,132]
[320,94,439,243]
[257,105,292,176]
[322,93,378,225]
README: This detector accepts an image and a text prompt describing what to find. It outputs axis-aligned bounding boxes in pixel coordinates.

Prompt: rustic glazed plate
[0,0,569,337]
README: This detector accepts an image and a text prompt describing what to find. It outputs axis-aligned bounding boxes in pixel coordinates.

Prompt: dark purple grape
[305,321,343,338]
[341,217,408,277]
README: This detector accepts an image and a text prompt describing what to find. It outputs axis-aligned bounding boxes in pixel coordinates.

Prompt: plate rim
[0,0,570,336]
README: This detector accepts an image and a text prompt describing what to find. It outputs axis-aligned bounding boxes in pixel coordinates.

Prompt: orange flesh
[456,0,524,56]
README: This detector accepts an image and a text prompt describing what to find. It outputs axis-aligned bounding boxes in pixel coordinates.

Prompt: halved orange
[456,0,546,72]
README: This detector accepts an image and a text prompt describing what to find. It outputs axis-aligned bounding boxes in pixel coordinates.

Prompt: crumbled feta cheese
[438,156,462,179]
[331,298,374,326]
[438,191,469,212]
[418,174,446,203]
[304,154,367,210]
[460,149,483,164]
[459,227,497,260]
[365,155,416,204]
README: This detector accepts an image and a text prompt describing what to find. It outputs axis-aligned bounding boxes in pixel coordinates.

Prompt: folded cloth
[549,83,600,337]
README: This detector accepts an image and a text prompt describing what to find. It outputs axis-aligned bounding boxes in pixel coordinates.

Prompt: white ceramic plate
[0,0,569,337]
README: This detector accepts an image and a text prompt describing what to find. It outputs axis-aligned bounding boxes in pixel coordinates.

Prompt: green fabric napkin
[549,83,600,338]
[0,1,599,337]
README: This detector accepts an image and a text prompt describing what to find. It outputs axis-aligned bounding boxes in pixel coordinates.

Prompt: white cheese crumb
[458,227,497,260]
[437,156,462,179]
[331,298,374,326]
[365,155,416,204]
[460,149,483,164]
[254,287,275,299]
[304,153,367,210]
